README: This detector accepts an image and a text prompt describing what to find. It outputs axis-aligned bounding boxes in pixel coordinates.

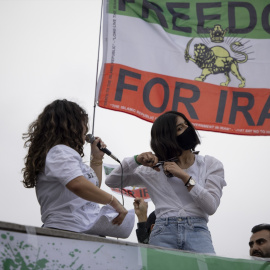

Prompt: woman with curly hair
[106,111,226,254]
[22,99,127,232]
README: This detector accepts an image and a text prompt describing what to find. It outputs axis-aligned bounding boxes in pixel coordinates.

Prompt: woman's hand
[137,152,159,168]
[163,162,190,182]
[91,137,106,160]
[110,198,128,225]
[133,197,148,222]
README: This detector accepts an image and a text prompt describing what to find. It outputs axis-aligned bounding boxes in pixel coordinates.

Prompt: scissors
[152,157,178,168]
[152,157,178,177]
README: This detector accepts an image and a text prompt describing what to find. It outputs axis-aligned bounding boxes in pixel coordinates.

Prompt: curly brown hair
[22,99,89,188]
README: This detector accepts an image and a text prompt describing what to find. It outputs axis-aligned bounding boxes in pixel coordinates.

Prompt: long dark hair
[22,99,88,188]
[150,111,200,160]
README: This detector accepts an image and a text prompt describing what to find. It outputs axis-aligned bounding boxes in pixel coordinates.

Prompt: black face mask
[176,126,197,150]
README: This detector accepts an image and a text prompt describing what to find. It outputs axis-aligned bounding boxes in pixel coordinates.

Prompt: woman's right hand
[137,152,159,167]
[110,197,128,225]
[91,136,106,160]
[133,197,148,222]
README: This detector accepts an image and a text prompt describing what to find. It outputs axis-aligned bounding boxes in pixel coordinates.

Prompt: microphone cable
[120,162,125,206]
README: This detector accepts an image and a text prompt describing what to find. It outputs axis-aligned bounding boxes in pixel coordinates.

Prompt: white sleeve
[45,145,83,186]
[189,156,226,215]
[105,156,145,188]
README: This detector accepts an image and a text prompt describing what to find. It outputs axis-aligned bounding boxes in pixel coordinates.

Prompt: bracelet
[134,155,142,165]
[108,194,114,205]
[185,176,192,186]
[90,160,103,166]
[91,160,103,166]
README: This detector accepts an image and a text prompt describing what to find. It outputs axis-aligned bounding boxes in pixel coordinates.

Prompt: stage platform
[0,221,269,270]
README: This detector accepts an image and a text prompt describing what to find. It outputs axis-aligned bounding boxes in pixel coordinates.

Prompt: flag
[97,0,270,135]
[103,163,151,200]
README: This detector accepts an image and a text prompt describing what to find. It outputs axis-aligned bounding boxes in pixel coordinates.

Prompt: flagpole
[91,0,104,136]
[90,1,125,207]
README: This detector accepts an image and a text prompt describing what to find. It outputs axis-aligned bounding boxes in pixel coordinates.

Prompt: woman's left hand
[91,137,106,160]
[163,162,189,180]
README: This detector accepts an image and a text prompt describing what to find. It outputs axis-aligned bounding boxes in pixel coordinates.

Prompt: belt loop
[165,217,168,226]
[187,217,191,226]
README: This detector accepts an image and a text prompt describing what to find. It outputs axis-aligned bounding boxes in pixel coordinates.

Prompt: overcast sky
[0,0,269,260]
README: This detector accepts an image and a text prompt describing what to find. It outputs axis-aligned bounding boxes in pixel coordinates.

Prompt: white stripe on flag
[104,14,270,89]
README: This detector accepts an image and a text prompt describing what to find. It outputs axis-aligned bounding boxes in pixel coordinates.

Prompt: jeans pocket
[192,222,208,233]
[150,223,166,238]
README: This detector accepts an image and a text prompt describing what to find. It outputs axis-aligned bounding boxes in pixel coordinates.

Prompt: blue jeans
[149,217,215,254]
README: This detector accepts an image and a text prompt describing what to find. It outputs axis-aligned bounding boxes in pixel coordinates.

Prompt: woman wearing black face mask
[106,111,226,254]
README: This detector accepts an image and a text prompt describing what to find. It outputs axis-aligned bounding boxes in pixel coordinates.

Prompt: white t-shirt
[36,144,100,232]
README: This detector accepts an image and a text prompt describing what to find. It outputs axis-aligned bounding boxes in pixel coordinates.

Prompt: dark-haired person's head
[22,99,89,188]
[249,224,270,258]
[150,111,200,161]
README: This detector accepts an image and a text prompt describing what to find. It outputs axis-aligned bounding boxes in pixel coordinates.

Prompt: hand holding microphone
[86,134,120,163]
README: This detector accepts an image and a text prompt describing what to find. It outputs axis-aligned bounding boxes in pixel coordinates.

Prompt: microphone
[85,134,120,163]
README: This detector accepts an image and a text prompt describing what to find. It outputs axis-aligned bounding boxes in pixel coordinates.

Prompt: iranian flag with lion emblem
[97,0,270,135]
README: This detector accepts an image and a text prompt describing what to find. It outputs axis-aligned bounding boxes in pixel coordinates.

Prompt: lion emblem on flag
[185,25,249,88]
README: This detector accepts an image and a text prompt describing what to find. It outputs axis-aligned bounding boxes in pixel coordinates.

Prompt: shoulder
[46,145,81,164]
[44,145,84,183]
[198,154,223,168]
[201,155,225,179]
[48,145,80,157]
[196,155,224,177]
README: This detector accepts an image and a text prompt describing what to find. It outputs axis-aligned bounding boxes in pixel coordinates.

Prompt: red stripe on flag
[111,188,150,199]
[98,63,270,135]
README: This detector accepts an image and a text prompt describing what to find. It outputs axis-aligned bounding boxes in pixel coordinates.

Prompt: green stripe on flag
[108,0,270,39]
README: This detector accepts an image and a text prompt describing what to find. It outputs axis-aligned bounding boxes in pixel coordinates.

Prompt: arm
[90,137,105,187]
[66,175,127,225]
[164,156,225,215]
[133,197,150,244]
[90,158,103,188]
[133,197,148,222]
[105,157,140,188]
[105,152,159,188]
[136,223,150,244]
[189,157,225,215]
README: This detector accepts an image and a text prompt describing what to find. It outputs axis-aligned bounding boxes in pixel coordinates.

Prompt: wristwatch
[185,177,196,187]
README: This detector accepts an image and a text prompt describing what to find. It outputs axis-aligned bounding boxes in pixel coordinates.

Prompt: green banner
[1,228,270,269]
[141,248,270,270]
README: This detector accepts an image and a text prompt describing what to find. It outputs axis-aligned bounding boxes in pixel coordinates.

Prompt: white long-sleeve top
[105,154,226,222]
